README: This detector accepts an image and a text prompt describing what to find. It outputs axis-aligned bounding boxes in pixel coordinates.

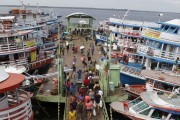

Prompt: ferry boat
[0,68,33,119]
[124,69,180,98]
[0,29,55,71]
[110,90,180,120]
[97,17,158,85]
[137,19,180,72]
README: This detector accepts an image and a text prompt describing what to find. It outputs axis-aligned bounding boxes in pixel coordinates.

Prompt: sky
[0,0,180,13]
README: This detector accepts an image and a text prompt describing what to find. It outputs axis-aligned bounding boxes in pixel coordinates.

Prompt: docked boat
[125,69,180,98]
[110,90,180,120]
[0,29,55,72]
[0,68,33,119]
[137,19,180,72]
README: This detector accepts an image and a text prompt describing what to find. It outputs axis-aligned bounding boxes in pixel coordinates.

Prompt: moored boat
[0,68,33,119]
[110,90,180,120]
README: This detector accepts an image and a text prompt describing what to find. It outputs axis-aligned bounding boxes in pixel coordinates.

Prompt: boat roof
[0,30,34,38]
[163,19,180,27]
[141,91,180,112]
[141,70,180,86]
[0,16,15,20]
[109,18,159,28]
[66,12,95,19]
[0,72,25,94]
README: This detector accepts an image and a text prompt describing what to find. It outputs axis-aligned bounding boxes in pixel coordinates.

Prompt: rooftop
[0,69,25,94]
[66,12,95,19]
[141,69,180,86]
[109,18,159,28]
[141,91,180,112]
[164,19,180,27]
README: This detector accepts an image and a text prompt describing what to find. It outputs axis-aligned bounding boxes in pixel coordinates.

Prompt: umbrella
[79,20,88,24]
[64,31,70,35]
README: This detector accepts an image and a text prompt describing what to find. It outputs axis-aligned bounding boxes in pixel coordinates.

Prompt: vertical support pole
[110,107,113,120]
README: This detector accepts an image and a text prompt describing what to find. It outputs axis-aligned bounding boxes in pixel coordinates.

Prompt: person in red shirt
[83,77,90,87]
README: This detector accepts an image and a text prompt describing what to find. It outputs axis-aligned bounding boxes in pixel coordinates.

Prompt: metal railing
[0,89,33,120]
[0,40,36,54]
[102,98,110,120]
[137,44,180,61]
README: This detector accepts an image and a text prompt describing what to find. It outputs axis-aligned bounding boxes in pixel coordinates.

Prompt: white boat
[110,91,180,120]
[0,68,33,119]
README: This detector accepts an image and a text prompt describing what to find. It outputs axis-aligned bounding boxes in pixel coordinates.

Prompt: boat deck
[142,69,180,86]
[141,91,180,110]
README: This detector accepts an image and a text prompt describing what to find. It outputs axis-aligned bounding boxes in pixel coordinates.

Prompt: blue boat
[120,63,146,86]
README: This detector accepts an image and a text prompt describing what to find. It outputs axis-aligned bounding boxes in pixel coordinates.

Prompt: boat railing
[0,58,28,66]
[0,39,36,53]
[137,44,180,61]
[0,89,33,120]
[125,86,141,95]
[109,26,141,35]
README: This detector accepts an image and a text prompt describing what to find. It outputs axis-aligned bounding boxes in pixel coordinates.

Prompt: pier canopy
[65,12,95,35]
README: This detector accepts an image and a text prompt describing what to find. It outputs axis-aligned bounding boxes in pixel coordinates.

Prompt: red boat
[0,68,34,120]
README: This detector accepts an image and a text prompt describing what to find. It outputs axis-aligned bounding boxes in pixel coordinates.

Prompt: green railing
[102,98,110,120]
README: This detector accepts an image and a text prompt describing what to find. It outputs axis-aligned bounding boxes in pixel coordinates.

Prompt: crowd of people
[61,40,103,120]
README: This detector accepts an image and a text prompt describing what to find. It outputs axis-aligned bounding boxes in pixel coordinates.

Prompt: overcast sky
[1,0,180,13]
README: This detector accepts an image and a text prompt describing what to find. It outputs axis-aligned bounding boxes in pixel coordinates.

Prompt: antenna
[122,9,130,24]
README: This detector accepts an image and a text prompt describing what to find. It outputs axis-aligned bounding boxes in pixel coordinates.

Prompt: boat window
[128,97,142,107]
[139,108,151,115]
[133,27,140,30]
[162,25,169,32]
[160,25,165,31]
[170,114,180,120]
[167,26,176,33]
[173,28,179,34]
[159,62,173,71]
[132,101,149,112]
[151,109,168,119]
[0,93,6,101]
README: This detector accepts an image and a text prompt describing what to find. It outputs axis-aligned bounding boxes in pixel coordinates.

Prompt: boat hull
[120,72,145,86]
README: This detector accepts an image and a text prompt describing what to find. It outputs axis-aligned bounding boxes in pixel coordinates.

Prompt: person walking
[70,82,76,95]
[85,99,93,119]
[66,41,69,54]
[68,109,76,120]
[61,45,65,56]
[91,44,94,55]
[94,92,101,114]
[77,68,82,80]
[76,100,83,120]
[73,56,77,65]
[87,49,91,64]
